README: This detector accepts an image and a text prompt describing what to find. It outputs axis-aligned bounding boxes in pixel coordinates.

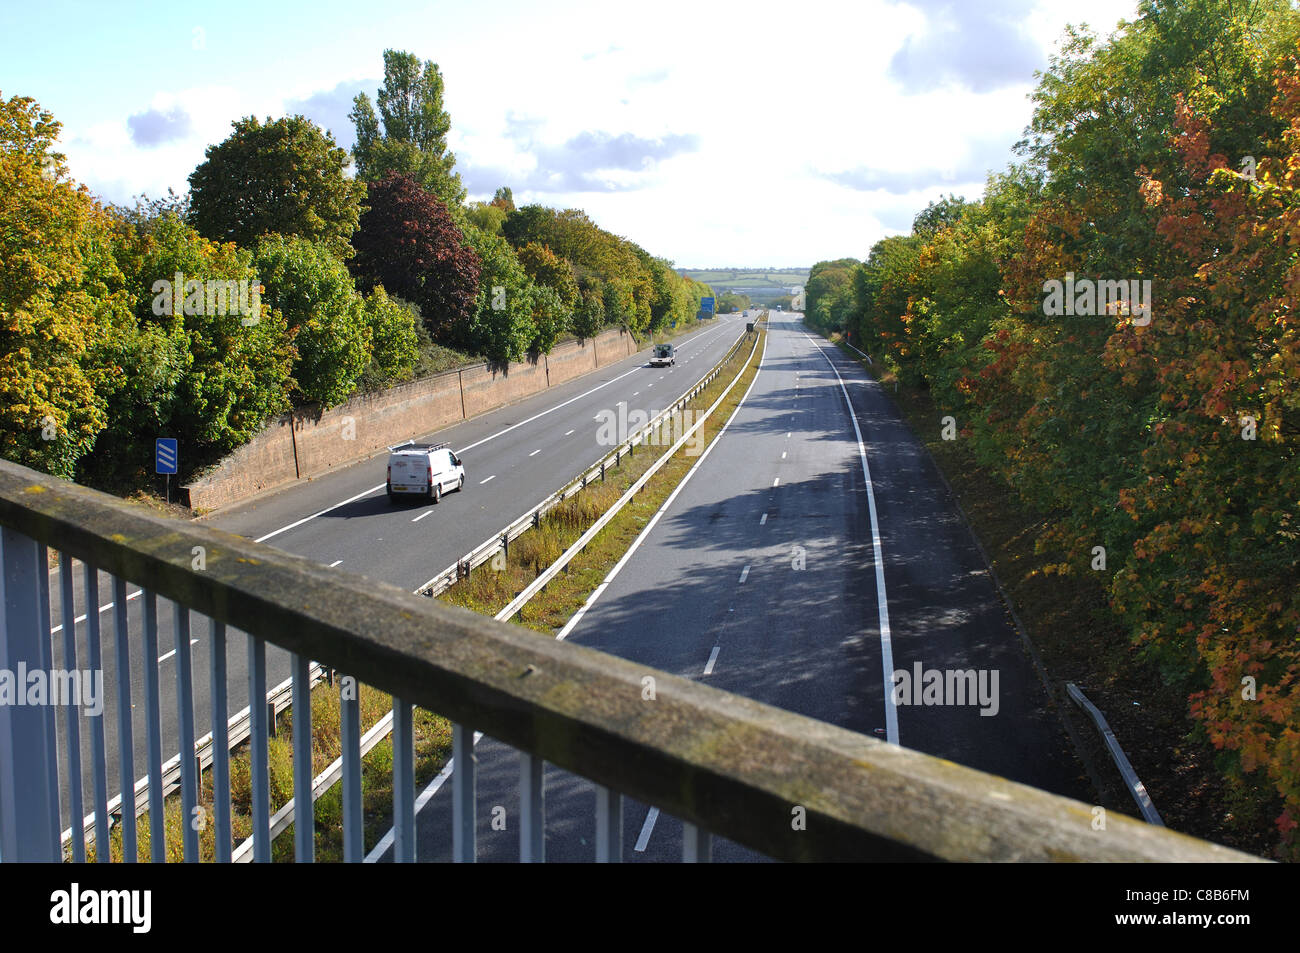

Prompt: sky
[2,0,1140,268]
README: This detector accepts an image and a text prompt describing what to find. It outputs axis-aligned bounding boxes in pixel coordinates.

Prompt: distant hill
[679,267,809,303]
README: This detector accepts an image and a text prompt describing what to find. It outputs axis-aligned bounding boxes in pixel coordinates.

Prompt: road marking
[329,560,343,567]
[632,391,640,397]
[781,451,786,459]
[805,332,899,746]
[704,646,720,675]
[564,429,575,436]
[157,639,198,664]
[786,432,791,439]
[555,332,769,642]
[634,807,660,852]
[759,513,767,525]
[412,509,436,522]
[50,587,143,635]
[479,475,496,485]
[772,477,780,487]
[739,565,750,583]
[529,449,541,456]
[254,328,743,545]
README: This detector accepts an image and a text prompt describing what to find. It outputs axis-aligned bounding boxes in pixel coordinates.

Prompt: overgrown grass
[83,678,454,862]
[440,325,765,631]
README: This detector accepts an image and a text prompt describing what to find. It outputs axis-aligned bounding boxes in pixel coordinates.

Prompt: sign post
[156,438,178,504]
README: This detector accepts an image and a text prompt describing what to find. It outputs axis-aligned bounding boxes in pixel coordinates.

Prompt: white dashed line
[759,513,767,525]
[329,560,343,568]
[529,449,541,456]
[772,477,780,487]
[704,646,720,675]
[412,509,436,522]
[739,565,750,583]
[781,451,786,459]
[634,807,660,852]
[157,639,199,664]
[564,429,575,436]
[479,475,496,485]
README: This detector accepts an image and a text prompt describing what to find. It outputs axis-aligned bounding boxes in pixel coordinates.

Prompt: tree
[0,93,134,478]
[358,287,421,389]
[254,234,370,407]
[188,115,365,260]
[350,172,481,341]
[572,276,606,339]
[453,225,534,363]
[517,242,579,308]
[491,186,515,212]
[528,283,569,354]
[350,50,465,205]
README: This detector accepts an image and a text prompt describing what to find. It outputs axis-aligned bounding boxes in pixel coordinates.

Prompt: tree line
[0,48,713,490]
[805,0,1300,857]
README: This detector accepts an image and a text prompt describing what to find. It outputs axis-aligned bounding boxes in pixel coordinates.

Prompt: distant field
[682,268,809,288]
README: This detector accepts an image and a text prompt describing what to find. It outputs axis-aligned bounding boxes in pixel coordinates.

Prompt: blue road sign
[156,438,178,475]
[700,296,715,313]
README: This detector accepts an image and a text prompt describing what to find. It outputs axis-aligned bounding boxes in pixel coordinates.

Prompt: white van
[386,442,465,503]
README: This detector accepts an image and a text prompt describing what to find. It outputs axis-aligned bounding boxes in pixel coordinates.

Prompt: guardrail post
[267,700,278,739]
[501,533,509,562]
[600,462,605,482]
[0,529,61,862]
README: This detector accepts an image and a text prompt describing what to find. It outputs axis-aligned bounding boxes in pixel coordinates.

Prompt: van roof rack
[387,440,449,453]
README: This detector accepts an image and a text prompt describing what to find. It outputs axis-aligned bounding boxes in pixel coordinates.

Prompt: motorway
[44,314,748,837]
[389,314,1088,862]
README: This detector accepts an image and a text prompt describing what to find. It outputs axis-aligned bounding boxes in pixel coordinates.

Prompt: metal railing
[0,458,1263,862]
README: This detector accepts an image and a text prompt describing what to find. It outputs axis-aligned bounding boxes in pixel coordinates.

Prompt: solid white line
[703,646,720,675]
[157,639,198,664]
[634,806,660,852]
[412,509,436,522]
[479,475,496,485]
[529,449,541,457]
[564,429,575,436]
[759,513,767,525]
[555,332,769,642]
[805,332,899,746]
[364,729,485,862]
[739,565,750,583]
[329,560,343,567]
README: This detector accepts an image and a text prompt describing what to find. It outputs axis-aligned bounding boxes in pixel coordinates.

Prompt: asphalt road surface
[44,315,747,839]
[393,314,1088,862]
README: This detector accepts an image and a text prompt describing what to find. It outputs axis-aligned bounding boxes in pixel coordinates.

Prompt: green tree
[454,226,535,363]
[0,93,134,478]
[188,115,364,259]
[358,287,421,389]
[350,50,465,205]
[517,242,579,308]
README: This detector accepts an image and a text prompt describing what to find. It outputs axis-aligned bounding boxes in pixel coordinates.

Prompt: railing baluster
[594,785,622,863]
[248,636,270,862]
[682,823,712,863]
[140,590,165,862]
[519,752,544,863]
[58,553,85,863]
[392,698,414,862]
[0,530,61,861]
[341,675,362,863]
[112,577,136,861]
[452,723,476,863]
[209,620,231,863]
[173,602,198,862]
[83,562,110,861]
[291,652,314,862]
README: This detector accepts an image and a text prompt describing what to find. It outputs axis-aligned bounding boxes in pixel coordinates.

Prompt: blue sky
[2,0,1139,266]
